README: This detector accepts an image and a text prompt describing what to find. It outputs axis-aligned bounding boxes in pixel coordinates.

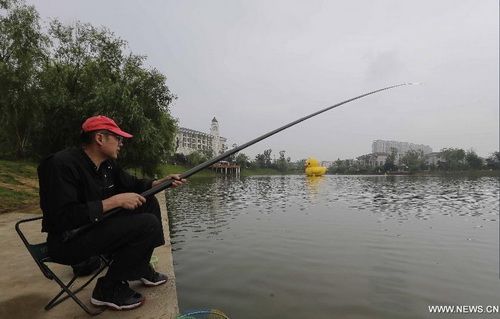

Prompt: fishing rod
[63,82,417,241]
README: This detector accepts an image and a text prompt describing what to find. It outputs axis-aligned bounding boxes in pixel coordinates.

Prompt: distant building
[320,161,334,168]
[357,152,388,167]
[372,139,432,155]
[424,152,443,166]
[175,117,227,156]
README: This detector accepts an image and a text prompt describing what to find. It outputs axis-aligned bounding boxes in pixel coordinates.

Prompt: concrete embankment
[0,192,179,319]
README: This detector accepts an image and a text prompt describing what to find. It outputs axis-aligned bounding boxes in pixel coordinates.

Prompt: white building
[175,117,227,156]
[424,152,443,166]
[372,140,432,155]
[357,152,388,167]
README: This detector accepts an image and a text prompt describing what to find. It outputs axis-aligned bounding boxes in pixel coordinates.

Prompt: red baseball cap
[81,115,133,138]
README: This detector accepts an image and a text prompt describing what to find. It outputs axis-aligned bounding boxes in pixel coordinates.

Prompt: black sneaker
[91,277,145,310]
[140,266,168,287]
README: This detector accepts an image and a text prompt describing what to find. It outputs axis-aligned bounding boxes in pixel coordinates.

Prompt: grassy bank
[0,160,39,213]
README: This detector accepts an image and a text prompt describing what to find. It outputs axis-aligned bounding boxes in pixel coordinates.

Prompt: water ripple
[168,176,499,230]
[167,175,500,318]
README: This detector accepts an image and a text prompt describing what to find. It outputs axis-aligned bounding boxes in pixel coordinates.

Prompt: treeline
[0,0,177,175]
[172,148,296,173]
[331,148,500,175]
[174,147,500,175]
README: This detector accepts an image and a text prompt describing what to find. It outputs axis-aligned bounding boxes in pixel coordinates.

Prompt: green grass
[0,160,38,178]
[0,173,23,185]
[0,186,37,212]
[0,160,39,213]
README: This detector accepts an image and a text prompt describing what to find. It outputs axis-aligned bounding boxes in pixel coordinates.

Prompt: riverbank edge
[0,192,179,319]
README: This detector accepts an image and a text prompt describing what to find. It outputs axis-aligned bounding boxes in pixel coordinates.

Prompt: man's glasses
[101,132,124,143]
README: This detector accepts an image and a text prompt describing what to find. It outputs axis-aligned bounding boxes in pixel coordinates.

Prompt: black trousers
[47,196,165,281]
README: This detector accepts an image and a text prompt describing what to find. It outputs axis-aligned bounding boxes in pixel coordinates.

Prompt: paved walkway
[0,193,179,319]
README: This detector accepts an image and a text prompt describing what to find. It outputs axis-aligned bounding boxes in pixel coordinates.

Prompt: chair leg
[45,272,106,316]
[45,274,79,308]
[43,260,110,316]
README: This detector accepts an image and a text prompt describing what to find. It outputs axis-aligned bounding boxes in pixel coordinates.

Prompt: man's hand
[152,174,187,188]
[103,192,146,212]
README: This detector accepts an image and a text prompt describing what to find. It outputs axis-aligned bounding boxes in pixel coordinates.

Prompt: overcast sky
[28,0,498,161]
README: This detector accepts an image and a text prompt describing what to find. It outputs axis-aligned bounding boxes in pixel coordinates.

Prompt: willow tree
[0,0,48,158]
[36,20,177,174]
[1,1,177,174]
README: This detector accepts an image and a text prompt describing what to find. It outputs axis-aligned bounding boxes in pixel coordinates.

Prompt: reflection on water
[167,175,499,319]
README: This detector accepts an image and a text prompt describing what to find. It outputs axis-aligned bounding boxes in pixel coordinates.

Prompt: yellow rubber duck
[304,158,327,176]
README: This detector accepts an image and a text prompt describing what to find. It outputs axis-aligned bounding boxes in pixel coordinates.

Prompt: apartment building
[372,139,432,155]
[175,117,227,156]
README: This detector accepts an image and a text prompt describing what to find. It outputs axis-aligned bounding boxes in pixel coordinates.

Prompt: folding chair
[15,216,110,316]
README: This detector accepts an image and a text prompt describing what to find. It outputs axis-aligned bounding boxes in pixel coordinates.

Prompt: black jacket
[38,147,154,233]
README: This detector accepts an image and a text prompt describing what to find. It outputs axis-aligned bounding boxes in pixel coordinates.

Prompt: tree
[187,151,207,166]
[200,149,214,161]
[172,153,187,165]
[465,149,483,170]
[254,153,266,168]
[440,148,466,171]
[263,149,272,168]
[384,147,398,172]
[276,150,288,172]
[226,143,238,163]
[0,0,48,158]
[296,159,306,167]
[400,150,424,172]
[254,149,273,169]
[37,21,177,174]
[235,153,250,168]
[330,158,351,174]
[0,2,178,175]
[485,151,500,170]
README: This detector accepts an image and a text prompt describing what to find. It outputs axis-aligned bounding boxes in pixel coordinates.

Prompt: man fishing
[35,83,413,313]
[38,115,186,310]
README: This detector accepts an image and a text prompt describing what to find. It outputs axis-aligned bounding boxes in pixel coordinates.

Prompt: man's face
[100,132,124,159]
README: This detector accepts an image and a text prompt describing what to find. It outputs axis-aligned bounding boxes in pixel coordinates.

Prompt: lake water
[166,175,499,319]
